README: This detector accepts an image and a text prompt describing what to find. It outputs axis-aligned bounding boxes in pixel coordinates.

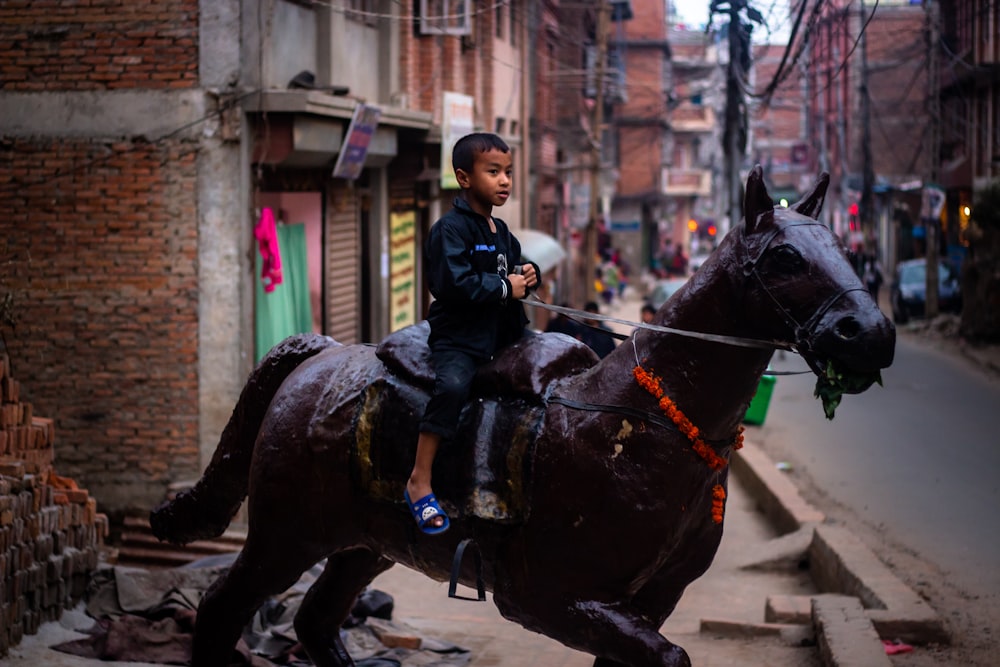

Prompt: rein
[526,217,866,371]
[524,297,792,351]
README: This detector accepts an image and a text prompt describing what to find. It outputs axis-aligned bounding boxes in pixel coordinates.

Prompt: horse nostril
[834,316,861,340]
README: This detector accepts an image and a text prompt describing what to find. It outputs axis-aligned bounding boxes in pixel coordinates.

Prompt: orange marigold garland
[633,365,743,524]
[711,484,726,524]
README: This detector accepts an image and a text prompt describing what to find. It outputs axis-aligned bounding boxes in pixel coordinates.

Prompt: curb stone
[809,525,950,646]
[732,441,949,664]
[812,595,892,667]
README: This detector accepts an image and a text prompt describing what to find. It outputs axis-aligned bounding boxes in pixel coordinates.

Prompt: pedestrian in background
[579,301,616,359]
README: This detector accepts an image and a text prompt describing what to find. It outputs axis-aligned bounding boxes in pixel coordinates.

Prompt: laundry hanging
[254,207,283,293]
[255,222,314,362]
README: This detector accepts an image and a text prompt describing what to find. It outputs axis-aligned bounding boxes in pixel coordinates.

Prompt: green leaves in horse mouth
[814,360,884,420]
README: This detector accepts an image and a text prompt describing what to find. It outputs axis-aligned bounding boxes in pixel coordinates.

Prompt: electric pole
[726,1,744,236]
[924,0,940,317]
[859,0,875,257]
[584,0,609,306]
[834,44,850,236]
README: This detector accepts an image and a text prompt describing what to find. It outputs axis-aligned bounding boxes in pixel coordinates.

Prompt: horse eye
[770,244,804,272]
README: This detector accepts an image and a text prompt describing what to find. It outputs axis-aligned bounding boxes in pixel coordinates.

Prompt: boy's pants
[419,348,482,441]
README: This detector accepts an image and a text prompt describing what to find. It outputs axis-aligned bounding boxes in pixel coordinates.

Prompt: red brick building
[749,43,810,208]
[803,0,930,259]
[0,1,205,509]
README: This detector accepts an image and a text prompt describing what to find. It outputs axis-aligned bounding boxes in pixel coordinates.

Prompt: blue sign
[609,219,641,232]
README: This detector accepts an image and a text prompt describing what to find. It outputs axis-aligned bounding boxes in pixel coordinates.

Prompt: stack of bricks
[0,354,108,655]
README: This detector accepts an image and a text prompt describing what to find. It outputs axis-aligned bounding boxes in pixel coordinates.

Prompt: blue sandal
[404,489,450,535]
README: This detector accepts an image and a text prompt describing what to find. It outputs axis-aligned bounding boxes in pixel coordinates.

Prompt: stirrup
[448,538,486,601]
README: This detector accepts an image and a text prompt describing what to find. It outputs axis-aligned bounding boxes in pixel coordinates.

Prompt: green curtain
[255,223,314,362]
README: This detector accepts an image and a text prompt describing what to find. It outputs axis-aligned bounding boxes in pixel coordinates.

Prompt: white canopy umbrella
[517,229,567,274]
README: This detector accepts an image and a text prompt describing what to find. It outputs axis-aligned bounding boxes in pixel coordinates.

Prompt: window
[419,0,471,36]
[347,0,378,27]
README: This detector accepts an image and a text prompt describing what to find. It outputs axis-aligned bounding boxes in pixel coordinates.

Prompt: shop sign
[389,211,417,331]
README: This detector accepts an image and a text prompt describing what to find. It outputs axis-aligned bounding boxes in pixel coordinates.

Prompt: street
[754,324,1000,661]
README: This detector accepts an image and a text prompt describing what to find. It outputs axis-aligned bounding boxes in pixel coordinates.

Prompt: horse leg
[190,540,319,667]
[575,600,691,667]
[294,548,394,667]
[499,596,691,667]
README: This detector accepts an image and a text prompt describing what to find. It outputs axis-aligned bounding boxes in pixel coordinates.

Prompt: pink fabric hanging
[254,207,283,293]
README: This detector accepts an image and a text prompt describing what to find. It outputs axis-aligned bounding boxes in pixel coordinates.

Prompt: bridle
[739,218,869,356]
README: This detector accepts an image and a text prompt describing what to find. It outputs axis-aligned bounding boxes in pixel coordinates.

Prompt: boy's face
[456,148,512,217]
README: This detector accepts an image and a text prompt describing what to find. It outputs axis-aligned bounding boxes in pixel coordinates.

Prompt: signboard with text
[332,103,381,180]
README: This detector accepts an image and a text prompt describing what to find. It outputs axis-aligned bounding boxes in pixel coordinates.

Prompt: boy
[405,133,539,535]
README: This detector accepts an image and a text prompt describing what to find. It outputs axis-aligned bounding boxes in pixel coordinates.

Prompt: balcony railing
[661,168,712,196]
[670,106,715,133]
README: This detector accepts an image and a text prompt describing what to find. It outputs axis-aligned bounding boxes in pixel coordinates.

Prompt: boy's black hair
[452,132,510,174]
[641,303,656,315]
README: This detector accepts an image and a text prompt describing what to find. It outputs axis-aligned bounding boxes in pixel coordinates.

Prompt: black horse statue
[151,166,894,667]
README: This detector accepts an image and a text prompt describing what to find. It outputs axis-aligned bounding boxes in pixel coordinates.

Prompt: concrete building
[665,23,724,261]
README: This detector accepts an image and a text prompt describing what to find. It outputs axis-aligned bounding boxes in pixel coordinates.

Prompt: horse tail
[149,333,340,545]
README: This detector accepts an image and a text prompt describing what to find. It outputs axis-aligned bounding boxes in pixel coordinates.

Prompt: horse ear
[789,172,830,220]
[743,165,773,233]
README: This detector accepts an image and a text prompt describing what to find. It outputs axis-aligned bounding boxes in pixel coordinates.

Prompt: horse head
[735,165,895,409]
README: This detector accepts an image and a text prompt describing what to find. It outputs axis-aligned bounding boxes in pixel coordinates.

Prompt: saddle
[358,322,598,523]
[374,320,598,401]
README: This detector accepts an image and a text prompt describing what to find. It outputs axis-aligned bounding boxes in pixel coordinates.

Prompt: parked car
[648,276,690,309]
[889,258,962,324]
[689,252,712,273]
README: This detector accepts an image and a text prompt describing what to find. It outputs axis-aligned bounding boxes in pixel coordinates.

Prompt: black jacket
[424,198,539,359]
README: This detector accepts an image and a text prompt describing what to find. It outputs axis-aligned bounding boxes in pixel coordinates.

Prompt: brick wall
[0,0,198,91]
[0,137,201,511]
[751,43,806,188]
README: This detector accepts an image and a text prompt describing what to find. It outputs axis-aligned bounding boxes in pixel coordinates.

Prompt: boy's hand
[519,263,538,289]
[509,273,529,299]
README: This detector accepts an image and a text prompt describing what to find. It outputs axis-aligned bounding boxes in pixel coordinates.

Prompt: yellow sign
[389,211,417,331]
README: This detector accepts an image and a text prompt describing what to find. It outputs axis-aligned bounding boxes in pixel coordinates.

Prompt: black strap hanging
[448,538,486,602]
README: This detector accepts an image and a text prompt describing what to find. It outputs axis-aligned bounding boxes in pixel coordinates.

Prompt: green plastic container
[743,375,776,425]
